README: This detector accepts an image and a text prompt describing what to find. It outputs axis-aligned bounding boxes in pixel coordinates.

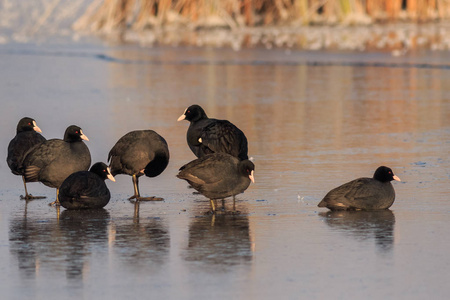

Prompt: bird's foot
[48,200,60,207]
[20,194,46,200]
[128,195,164,202]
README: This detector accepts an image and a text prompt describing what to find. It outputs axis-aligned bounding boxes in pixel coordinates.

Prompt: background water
[0,40,449,299]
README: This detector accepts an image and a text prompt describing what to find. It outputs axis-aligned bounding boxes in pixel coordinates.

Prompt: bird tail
[24,166,40,182]
[317,199,327,207]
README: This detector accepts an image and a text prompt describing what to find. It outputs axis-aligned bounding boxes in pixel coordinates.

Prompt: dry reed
[74,0,450,33]
[71,0,450,50]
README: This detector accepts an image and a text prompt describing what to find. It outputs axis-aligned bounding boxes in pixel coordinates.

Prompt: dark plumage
[22,125,91,204]
[7,117,46,200]
[177,104,248,160]
[318,166,401,211]
[108,130,169,201]
[177,153,255,213]
[59,162,115,210]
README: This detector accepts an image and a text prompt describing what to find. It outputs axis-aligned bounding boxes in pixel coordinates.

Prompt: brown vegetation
[72,0,450,50]
[74,0,450,32]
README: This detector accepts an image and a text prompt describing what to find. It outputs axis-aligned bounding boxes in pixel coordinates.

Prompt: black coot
[23,125,91,205]
[108,130,169,201]
[7,117,46,200]
[177,153,255,213]
[318,166,401,211]
[59,162,115,210]
[177,104,248,160]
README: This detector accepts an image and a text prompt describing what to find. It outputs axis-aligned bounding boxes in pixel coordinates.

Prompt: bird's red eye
[187,110,190,113]
[103,170,106,172]
[28,123,31,125]
[75,131,79,134]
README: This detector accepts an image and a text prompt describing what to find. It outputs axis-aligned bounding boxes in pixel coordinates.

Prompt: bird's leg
[20,176,46,200]
[230,196,240,214]
[22,176,30,199]
[128,174,164,202]
[221,199,226,210]
[128,174,140,200]
[210,199,216,213]
[49,188,60,206]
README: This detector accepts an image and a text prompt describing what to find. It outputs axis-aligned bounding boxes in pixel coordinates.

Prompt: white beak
[80,130,89,141]
[249,170,255,183]
[393,175,401,181]
[177,108,187,121]
[107,167,115,182]
[33,121,42,133]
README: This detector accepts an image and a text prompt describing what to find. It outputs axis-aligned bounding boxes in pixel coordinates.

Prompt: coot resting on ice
[23,125,91,205]
[7,117,46,200]
[59,162,115,210]
[177,104,248,160]
[318,166,401,211]
[108,130,169,201]
[177,153,255,213]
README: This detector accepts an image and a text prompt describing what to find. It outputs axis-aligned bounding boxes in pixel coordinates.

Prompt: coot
[7,117,46,200]
[318,166,401,211]
[177,153,255,213]
[23,125,91,205]
[177,104,248,160]
[59,162,115,210]
[108,130,169,201]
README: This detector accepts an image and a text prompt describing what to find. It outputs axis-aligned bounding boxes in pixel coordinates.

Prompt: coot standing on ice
[108,130,169,201]
[177,153,255,213]
[59,162,115,210]
[177,104,248,160]
[318,166,401,211]
[7,117,46,200]
[22,125,91,205]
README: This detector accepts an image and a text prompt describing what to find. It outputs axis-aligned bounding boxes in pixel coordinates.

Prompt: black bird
[177,153,255,213]
[59,162,115,210]
[177,104,248,160]
[23,125,91,205]
[108,130,169,201]
[7,117,46,200]
[318,166,401,211]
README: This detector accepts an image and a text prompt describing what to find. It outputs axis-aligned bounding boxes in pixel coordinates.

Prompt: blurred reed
[73,0,450,33]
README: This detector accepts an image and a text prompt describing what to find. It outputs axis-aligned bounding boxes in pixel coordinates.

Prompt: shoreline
[81,22,450,53]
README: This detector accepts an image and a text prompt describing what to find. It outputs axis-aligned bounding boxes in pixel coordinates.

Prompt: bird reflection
[319,210,395,252]
[58,209,110,279]
[9,203,110,280]
[111,201,170,268]
[9,202,46,279]
[184,214,252,269]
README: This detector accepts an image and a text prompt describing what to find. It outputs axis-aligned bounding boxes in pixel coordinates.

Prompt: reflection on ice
[111,202,170,268]
[2,42,449,299]
[58,209,110,279]
[184,214,252,269]
[319,210,395,253]
[9,205,110,280]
